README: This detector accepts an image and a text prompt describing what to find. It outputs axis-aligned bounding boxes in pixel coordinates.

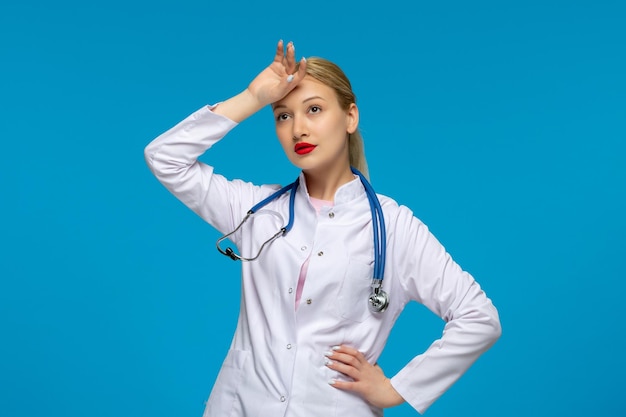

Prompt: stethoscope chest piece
[368,280,389,313]
[216,167,391,313]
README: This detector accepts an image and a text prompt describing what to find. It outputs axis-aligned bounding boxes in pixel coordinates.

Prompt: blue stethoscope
[216,167,389,313]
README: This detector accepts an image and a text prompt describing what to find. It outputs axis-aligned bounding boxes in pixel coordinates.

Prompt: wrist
[385,378,405,407]
[242,87,266,111]
[213,89,264,123]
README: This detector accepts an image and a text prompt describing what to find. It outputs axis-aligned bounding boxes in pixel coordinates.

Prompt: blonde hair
[295,57,370,179]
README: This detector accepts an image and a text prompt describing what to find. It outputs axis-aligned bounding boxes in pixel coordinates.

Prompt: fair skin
[271,76,357,200]
[214,40,404,409]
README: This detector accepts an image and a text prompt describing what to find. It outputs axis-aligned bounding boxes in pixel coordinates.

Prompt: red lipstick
[294,142,316,155]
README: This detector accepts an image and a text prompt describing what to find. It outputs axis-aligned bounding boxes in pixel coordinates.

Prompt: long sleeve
[144,106,281,241]
[145,106,501,416]
[388,207,502,414]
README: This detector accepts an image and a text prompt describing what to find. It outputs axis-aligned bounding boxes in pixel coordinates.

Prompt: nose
[292,115,308,141]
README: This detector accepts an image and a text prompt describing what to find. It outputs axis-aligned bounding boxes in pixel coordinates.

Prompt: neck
[303,164,355,201]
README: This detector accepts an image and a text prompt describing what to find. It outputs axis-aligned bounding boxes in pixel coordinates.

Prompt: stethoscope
[216,167,389,313]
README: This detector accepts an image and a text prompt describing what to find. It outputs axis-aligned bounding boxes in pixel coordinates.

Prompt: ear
[346,103,359,134]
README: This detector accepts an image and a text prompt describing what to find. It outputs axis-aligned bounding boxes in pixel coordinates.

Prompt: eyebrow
[272,96,326,111]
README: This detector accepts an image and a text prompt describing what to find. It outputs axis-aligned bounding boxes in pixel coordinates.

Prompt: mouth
[294,142,317,155]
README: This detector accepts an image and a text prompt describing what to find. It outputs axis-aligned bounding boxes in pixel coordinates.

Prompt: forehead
[273,76,337,108]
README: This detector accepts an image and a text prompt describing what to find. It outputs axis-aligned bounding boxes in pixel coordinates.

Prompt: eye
[308,105,322,114]
[276,112,291,122]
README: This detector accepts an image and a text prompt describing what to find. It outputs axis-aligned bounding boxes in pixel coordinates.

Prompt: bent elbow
[486,307,502,346]
[144,143,157,171]
[492,317,502,343]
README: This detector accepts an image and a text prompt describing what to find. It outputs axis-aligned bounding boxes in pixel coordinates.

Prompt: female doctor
[144,41,501,416]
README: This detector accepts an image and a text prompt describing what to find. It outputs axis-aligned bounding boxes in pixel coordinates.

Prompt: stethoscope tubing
[216,180,299,261]
[351,167,386,281]
[215,168,389,312]
[249,180,299,230]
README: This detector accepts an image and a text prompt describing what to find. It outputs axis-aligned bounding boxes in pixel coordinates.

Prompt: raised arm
[144,41,307,236]
[214,40,307,122]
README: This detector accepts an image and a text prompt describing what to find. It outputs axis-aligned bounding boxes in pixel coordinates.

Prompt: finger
[280,41,292,67]
[327,351,362,369]
[328,345,366,363]
[274,40,285,63]
[285,57,306,84]
[328,378,359,392]
[297,56,307,78]
[285,41,296,73]
[326,358,361,380]
[333,345,362,356]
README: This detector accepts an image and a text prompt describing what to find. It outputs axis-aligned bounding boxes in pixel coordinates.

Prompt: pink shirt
[295,197,334,309]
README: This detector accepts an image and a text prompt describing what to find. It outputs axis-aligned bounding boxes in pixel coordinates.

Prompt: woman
[144,40,501,416]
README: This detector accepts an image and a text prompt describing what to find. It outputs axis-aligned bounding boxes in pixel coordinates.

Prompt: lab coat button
[301,246,307,251]
[306,298,312,304]
[280,396,286,402]
[286,344,292,349]
[288,287,293,294]
[328,212,335,218]
[317,251,324,256]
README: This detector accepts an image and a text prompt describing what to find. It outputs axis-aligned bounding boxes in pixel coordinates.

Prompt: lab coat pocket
[336,260,374,323]
[203,349,250,417]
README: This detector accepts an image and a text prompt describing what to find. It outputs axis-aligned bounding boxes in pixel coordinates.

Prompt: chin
[287,156,316,171]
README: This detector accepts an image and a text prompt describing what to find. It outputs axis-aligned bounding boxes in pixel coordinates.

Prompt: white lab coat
[144,106,501,416]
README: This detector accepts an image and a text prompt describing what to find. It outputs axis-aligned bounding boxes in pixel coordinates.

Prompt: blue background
[2,1,624,416]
